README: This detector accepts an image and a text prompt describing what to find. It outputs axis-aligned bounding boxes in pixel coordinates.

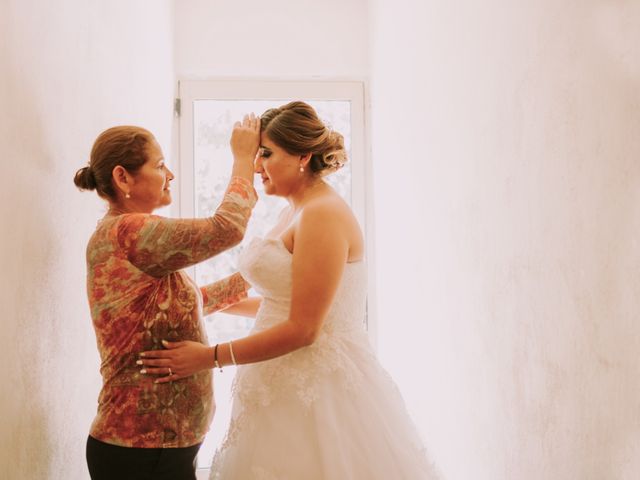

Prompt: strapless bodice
[238,237,368,338]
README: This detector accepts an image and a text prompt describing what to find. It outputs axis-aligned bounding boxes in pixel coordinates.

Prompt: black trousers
[86,435,201,480]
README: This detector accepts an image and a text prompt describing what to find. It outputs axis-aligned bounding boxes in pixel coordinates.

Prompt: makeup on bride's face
[255,137,299,196]
[255,147,272,185]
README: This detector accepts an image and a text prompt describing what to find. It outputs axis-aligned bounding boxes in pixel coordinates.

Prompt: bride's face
[255,133,305,197]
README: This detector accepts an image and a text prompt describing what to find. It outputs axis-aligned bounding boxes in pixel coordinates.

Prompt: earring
[299,166,305,173]
[125,192,131,199]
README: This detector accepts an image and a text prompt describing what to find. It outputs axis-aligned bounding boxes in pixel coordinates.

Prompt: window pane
[193,99,352,468]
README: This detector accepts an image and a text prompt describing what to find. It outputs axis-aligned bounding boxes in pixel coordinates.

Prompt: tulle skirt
[210,338,438,480]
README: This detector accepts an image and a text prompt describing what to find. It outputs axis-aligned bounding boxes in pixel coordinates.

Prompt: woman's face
[130,139,174,212]
[255,133,304,197]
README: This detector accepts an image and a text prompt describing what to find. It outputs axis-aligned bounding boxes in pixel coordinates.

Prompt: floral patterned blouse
[86,177,257,448]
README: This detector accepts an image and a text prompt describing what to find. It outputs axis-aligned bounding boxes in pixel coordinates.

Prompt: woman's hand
[230,113,260,181]
[138,340,213,384]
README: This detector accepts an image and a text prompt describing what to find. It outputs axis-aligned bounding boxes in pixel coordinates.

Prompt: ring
[168,367,173,376]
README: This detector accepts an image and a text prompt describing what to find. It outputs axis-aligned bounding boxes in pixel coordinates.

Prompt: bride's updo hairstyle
[73,126,154,200]
[260,101,348,175]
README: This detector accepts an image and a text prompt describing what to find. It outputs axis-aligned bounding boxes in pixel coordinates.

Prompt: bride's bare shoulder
[303,194,349,217]
[299,194,360,234]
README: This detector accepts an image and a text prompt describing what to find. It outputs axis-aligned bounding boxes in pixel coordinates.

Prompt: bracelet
[213,343,222,372]
[228,341,237,366]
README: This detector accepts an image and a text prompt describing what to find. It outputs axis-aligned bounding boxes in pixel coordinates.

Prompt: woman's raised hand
[230,113,260,181]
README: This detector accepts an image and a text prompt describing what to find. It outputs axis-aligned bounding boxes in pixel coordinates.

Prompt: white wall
[0,1,174,478]
[174,0,369,78]
[370,1,640,479]
[3,1,639,478]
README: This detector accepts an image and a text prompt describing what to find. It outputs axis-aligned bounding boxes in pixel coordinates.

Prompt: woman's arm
[219,297,262,317]
[117,118,260,277]
[117,177,257,277]
[139,201,350,381]
[201,272,252,316]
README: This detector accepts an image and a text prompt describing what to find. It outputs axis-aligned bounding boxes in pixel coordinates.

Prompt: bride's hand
[138,340,213,383]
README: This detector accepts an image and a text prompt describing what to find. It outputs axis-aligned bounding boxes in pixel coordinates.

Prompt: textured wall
[3,1,639,478]
[370,1,640,479]
[0,1,174,478]
[174,0,369,78]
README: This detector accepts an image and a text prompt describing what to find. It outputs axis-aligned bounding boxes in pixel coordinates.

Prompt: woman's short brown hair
[73,126,154,199]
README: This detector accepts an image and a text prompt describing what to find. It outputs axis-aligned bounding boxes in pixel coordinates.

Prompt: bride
[140,101,438,479]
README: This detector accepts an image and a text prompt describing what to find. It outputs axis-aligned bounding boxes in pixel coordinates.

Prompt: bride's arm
[219,297,262,317]
[222,203,348,360]
[138,202,350,380]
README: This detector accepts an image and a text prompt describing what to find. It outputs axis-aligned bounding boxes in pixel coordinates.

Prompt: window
[176,80,370,471]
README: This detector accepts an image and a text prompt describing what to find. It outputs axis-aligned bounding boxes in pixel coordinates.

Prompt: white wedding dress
[210,237,438,479]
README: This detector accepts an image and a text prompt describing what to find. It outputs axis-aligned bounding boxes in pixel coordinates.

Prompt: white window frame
[177,78,377,336]
[177,80,366,226]
[175,79,376,475]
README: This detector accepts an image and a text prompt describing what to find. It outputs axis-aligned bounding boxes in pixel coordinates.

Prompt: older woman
[73,116,260,480]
